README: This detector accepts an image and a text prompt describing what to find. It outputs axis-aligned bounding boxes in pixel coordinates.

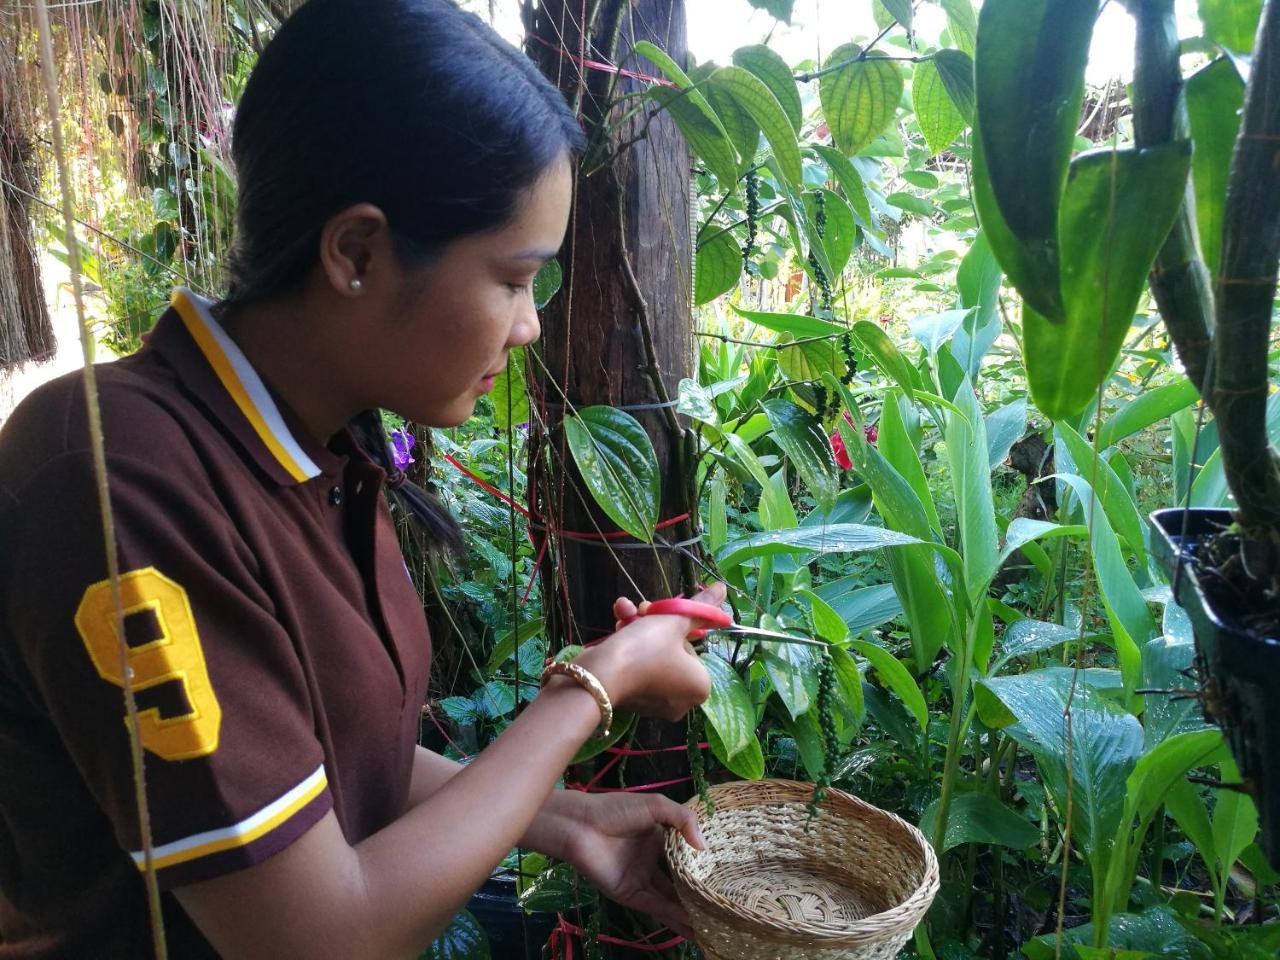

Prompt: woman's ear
[318,203,394,297]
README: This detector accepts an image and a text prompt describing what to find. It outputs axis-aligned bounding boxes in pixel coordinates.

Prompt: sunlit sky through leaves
[474,0,1206,86]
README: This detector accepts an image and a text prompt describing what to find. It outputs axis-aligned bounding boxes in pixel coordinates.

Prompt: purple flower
[390,429,416,471]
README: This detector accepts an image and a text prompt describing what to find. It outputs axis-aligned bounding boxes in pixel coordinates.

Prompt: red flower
[864,424,879,444]
[829,411,856,470]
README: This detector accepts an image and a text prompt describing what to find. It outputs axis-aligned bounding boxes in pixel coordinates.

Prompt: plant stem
[1131,0,1216,396]
[933,617,975,853]
[1212,0,1280,528]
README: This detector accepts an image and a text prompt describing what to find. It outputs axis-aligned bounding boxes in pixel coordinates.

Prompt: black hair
[220,0,584,551]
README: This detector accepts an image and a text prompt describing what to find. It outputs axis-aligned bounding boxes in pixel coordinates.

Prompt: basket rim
[665,779,941,946]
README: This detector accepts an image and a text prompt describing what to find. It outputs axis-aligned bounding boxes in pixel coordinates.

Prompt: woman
[0,1,718,956]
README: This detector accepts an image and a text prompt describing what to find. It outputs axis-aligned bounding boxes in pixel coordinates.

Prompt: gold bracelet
[540,660,613,739]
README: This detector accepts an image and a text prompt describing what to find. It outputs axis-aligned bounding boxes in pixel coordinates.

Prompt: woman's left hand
[561,792,705,940]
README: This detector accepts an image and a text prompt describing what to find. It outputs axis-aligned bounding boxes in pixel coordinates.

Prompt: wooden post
[526,0,698,798]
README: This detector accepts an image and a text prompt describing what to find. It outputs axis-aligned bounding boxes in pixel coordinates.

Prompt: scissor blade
[701,626,826,647]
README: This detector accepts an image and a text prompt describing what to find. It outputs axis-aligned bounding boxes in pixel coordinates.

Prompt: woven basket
[665,780,940,960]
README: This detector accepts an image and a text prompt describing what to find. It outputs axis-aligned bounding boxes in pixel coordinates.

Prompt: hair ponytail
[349,410,464,556]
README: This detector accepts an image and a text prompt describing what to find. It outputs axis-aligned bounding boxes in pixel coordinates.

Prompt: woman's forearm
[353,677,602,955]
[407,742,588,861]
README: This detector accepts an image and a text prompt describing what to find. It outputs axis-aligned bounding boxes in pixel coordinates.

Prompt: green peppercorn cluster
[840,331,857,386]
[806,649,838,826]
[687,707,714,816]
[742,168,760,262]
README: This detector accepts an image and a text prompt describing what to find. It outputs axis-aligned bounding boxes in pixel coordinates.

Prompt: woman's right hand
[575,582,725,721]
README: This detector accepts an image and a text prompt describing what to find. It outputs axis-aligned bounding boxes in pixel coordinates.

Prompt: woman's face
[371,156,574,427]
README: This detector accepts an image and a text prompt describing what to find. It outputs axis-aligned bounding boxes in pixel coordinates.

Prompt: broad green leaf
[775,331,842,385]
[1186,58,1245,279]
[977,669,1143,871]
[973,0,1096,320]
[920,792,1038,853]
[676,378,719,426]
[953,232,1004,380]
[945,373,1000,599]
[1027,906,1211,960]
[909,308,969,355]
[850,638,927,733]
[851,320,916,399]
[484,618,545,674]
[1095,378,1199,449]
[706,716,765,780]
[879,390,942,536]
[424,909,490,960]
[1025,145,1192,420]
[876,0,912,31]
[533,258,563,309]
[647,85,740,189]
[1056,422,1147,570]
[517,862,594,913]
[813,581,904,637]
[1166,778,1219,891]
[1054,473,1156,691]
[785,708,828,780]
[797,589,850,644]
[770,158,836,283]
[806,188,857,277]
[991,617,1082,675]
[986,397,1027,469]
[747,0,793,24]
[729,305,843,339]
[997,518,1087,570]
[733,45,803,133]
[701,653,757,759]
[1141,635,1208,749]
[913,57,967,155]
[563,406,660,542]
[1197,0,1263,52]
[941,0,978,56]
[151,187,179,221]
[709,476,728,553]
[819,44,904,157]
[717,523,925,571]
[933,48,976,121]
[695,229,742,305]
[812,144,873,227]
[830,645,866,732]
[490,346,528,430]
[761,634,817,719]
[885,191,935,216]
[1212,757,1260,883]
[704,79,760,172]
[762,398,839,512]
[706,65,802,186]
[1127,728,1225,829]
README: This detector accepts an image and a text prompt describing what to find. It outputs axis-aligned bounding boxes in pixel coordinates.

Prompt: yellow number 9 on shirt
[75,567,222,760]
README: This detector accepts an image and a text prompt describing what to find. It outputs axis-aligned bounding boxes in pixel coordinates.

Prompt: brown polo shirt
[0,289,432,957]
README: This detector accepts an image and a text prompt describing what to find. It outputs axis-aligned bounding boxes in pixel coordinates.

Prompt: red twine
[530,34,677,89]
[551,914,685,959]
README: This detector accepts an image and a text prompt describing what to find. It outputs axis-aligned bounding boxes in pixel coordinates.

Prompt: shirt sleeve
[1,441,333,889]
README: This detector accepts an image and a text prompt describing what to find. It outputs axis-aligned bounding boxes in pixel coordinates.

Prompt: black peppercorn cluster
[807,191,834,317]
[840,331,857,386]
[742,168,760,262]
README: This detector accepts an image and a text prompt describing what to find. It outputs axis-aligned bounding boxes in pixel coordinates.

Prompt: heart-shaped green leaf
[563,406,661,542]
[819,43,904,157]
[762,398,839,512]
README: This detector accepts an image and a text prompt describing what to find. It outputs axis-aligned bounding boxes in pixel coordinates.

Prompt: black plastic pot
[467,873,558,960]
[1150,507,1280,868]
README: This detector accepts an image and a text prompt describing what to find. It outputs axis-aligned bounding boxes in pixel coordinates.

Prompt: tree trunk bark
[0,41,54,370]
[527,0,697,795]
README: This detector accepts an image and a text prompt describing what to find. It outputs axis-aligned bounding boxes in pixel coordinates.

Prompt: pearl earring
[349,278,363,292]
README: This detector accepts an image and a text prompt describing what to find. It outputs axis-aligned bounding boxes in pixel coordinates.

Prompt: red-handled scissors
[618,598,827,649]
[618,597,733,640]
